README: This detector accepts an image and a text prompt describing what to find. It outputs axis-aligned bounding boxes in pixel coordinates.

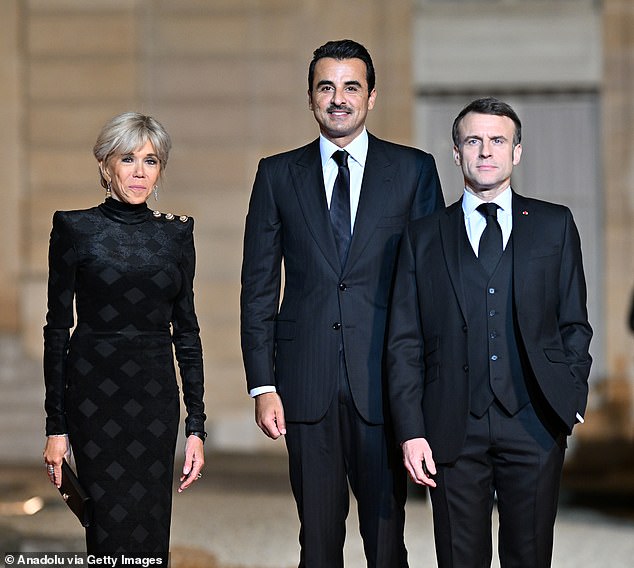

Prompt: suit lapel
[441,192,535,321]
[510,191,536,308]
[290,139,341,275]
[343,134,392,274]
[440,200,469,322]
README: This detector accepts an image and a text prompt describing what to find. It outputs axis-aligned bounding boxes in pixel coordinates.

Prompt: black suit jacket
[241,133,443,424]
[387,192,592,462]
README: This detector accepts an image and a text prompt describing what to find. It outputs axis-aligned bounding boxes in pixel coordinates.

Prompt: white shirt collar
[462,186,513,217]
[319,129,369,169]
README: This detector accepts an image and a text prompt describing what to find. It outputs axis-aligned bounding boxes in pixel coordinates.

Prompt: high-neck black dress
[43,198,206,558]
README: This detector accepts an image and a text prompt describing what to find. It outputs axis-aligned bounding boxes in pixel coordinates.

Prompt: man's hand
[255,392,286,439]
[402,437,437,488]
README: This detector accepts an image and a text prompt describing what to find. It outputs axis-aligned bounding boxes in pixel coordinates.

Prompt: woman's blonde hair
[93,112,172,189]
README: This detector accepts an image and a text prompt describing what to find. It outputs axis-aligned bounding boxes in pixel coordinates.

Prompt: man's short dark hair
[452,97,522,147]
[308,39,376,94]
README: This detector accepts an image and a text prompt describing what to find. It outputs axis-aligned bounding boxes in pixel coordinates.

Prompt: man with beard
[240,39,443,567]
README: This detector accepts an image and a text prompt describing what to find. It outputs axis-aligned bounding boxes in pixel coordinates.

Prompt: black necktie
[477,203,502,275]
[330,150,351,266]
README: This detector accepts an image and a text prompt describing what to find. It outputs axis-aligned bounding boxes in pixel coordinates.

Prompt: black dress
[43,198,206,558]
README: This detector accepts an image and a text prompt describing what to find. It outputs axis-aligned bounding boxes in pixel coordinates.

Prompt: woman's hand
[178,434,205,493]
[43,435,70,488]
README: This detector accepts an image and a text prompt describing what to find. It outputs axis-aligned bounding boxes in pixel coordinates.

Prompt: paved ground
[1,335,632,566]
[1,452,633,568]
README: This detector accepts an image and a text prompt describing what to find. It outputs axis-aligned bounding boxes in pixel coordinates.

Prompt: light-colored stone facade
[1,0,413,452]
[599,0,634,439]
[0,0,632,456]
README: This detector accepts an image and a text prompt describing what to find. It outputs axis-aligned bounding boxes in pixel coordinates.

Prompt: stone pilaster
[599,0,634,438]
[0,0,22,330]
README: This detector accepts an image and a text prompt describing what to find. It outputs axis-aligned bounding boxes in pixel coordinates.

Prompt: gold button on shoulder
[152,210,162,218]
[179,215,189,223]
[165,213,174,220]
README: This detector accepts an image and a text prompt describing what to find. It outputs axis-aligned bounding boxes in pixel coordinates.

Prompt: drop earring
[105,182,112,199]
[153,185,159,201]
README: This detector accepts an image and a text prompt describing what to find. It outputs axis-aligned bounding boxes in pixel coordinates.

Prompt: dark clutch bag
[58,459,93,527]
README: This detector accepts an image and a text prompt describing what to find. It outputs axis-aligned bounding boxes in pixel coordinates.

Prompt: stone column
[0,0,22,331]
[601,0,634,437]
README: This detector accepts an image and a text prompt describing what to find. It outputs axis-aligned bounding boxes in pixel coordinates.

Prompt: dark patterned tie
[330,150,351,266]
[477,203,502,275]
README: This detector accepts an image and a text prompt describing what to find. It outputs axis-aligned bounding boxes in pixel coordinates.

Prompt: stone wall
[2,0,413,452]
[1,1,632,459]
[0,1,22,331]
[598,0,634,438]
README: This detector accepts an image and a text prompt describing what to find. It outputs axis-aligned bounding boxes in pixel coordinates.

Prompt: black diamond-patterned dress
[43,198,206,558]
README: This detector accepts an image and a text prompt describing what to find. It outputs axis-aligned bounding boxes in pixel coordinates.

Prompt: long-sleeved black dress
[43,197,206,558]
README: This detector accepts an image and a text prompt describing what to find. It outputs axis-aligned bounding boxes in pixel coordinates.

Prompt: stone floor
[1,450,633,568]
[1,333,633,567]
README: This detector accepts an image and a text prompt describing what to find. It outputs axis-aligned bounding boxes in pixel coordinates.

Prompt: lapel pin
[522,210,529,215]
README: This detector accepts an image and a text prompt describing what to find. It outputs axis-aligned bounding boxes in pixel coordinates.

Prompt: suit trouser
[429,401,567,568]
[285,352,408,568]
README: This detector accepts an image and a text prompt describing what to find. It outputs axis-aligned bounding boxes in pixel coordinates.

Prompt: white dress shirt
[462,186,513,256]
[319,128,368,232]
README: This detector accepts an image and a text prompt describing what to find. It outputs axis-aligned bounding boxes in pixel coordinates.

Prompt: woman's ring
[196,472,202,480]
[47,465,54,473]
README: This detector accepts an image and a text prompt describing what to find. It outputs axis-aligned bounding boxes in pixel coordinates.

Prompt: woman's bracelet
[188,431,207,443]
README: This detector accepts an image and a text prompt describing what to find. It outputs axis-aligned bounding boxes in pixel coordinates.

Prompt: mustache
[327,105,352,113]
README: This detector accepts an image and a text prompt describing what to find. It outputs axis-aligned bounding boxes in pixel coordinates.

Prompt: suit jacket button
[462,325,468,332]
[332,322,341,330]
[339,283,347,291]
[463,364,469,372]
